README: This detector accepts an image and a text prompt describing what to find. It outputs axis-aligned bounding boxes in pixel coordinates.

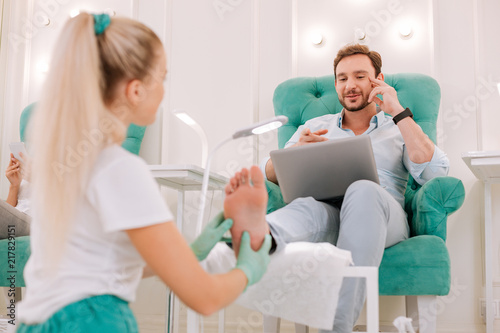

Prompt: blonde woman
[18,13,271,332]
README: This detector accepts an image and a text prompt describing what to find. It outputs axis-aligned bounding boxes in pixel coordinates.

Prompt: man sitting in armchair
[255,44,450,333]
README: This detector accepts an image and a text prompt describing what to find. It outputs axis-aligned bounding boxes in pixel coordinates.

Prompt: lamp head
[173,109,197,126]
[232,116,288,139]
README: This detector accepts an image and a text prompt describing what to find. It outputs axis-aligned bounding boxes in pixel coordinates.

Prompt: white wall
[296,0,435,77]
[1,0,500,332]
[0,0,34,199]
[435,0,500,331]
[432,0,483,331]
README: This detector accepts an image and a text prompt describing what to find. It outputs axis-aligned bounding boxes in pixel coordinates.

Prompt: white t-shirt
[19,145,174,324]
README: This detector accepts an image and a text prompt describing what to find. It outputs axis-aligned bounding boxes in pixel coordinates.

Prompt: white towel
[204,242,352,330]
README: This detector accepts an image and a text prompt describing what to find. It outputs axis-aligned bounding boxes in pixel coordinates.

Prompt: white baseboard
[354,322,487,333]
[436,323,488,333]
[134,312,490,333]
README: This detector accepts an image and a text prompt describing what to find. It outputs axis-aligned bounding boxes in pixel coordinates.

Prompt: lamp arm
[195,136,232,236]
[190,122,209,168]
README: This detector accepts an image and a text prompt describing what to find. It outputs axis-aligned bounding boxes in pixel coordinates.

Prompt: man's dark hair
[333,44,382,77]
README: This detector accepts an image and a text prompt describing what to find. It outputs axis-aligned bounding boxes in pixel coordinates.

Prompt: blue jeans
[266,180,409,333]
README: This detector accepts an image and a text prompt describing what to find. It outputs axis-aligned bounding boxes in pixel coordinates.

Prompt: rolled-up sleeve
[261,125,306,180]
[259,156,271,181]
[403,145,450,185]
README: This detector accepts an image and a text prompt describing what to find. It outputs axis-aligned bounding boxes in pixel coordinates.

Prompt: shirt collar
[338,106,385,129]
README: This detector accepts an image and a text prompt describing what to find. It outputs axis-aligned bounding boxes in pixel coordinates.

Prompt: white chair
[262,266,379,333]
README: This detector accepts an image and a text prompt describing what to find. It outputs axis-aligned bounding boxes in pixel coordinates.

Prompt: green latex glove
[235,231,272,287]
[190,212,233,261]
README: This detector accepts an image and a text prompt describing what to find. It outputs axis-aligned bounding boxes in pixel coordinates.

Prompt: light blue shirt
[261,111,449,208]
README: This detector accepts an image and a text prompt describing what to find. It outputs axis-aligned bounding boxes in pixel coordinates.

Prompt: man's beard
[338,92,370,112]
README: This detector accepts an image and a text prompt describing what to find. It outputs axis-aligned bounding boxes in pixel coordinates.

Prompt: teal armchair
[0,103,147,288]
[263,74,465,332]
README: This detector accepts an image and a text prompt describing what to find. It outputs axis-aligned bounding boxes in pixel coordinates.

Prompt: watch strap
[393,108,413,124]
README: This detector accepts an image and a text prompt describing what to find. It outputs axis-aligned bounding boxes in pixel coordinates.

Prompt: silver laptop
[270,135,379,203]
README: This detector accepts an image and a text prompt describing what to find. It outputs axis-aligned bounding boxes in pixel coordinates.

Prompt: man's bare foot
[224,166,269,258]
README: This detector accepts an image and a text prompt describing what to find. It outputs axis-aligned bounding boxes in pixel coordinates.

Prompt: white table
[150,164,228,231]
[149,164,229,333]
[462,151,500,333]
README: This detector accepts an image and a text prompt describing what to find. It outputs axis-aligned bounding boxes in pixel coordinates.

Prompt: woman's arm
[5,154,21,207]
[127,221,247,316]
[6,185,19,207]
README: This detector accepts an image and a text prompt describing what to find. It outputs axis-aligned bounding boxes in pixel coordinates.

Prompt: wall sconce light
[354,28,366,41]
[497,83,500,96]
[37,61,49,74]
[34,13,51,26]
[104,8,117,16]
[69,9,80,18]
[310,33,324,46]
[399,23,413,39]
[70,9,116,18]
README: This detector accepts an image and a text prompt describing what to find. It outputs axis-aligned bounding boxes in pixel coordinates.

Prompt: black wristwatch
[392,108,413,124]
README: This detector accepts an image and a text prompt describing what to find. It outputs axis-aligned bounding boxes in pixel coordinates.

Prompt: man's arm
[368,77,434,163]
[263,128,329,185]
[395,116,435,163]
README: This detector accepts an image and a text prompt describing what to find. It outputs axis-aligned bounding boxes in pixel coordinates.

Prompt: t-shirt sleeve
[88,155,174,233]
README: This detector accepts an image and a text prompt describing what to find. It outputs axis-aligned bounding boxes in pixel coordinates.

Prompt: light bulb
[399,24,413,38]
[37,61,49,74]
[104,8,116,16]
[354,28,366,41]
[252,121,283,135]
[175,112,196,126]
[311,33,323,46]
[69,9,80,18]
[34,13,51,26]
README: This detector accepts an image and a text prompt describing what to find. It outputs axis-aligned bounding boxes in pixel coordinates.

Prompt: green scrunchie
[92,13,111,36]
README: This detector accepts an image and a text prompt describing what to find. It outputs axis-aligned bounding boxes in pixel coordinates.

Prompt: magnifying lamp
[195,115,288,236]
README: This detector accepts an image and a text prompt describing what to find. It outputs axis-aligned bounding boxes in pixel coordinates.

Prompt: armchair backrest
[19,103,147,155]
[272,73,441,206]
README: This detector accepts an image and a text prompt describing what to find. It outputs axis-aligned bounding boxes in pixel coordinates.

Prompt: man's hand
[291,128,328,147]
[266,128,328,184]
[368,77,405,117]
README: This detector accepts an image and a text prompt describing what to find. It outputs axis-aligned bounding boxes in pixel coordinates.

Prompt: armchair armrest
[408,176,465,241]
[266,180,286,214]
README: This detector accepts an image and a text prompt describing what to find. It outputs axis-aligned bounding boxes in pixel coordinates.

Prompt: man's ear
[377,73,384,81]
[125,79,146,106]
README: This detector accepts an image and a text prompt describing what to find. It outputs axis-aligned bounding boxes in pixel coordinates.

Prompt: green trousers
[17,295,138,333]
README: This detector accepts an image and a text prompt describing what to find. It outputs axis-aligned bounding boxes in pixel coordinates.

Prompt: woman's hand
[6,153,22,187]
[235,232,272,287]
[191,212,233,261]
